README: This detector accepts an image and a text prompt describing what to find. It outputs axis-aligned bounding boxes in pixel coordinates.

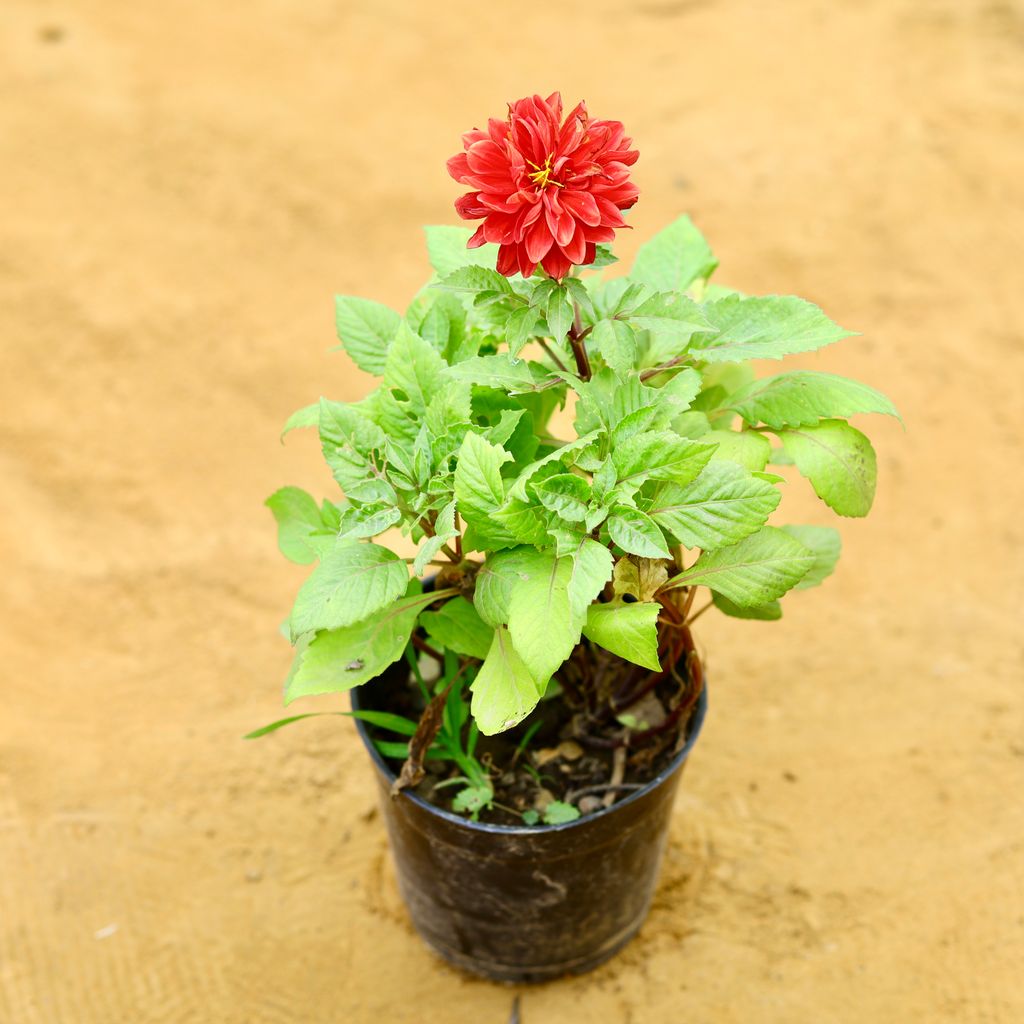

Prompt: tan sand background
[2,1,1023,1021]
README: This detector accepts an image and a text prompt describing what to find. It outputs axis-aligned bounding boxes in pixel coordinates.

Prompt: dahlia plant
[256,93,896,823]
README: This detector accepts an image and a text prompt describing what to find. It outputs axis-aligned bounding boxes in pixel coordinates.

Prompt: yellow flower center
[527,154,561,188]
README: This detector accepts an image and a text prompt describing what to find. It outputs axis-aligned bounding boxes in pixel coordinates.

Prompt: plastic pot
[350,684,708,983]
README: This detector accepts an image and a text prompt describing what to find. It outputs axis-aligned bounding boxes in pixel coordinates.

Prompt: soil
[2,1,1023,1022]
[363,632,700,826]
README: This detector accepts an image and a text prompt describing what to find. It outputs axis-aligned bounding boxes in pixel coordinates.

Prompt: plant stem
[686,599,714,625]
[639,355,688,382]
[536,337,569,372]
[567,303,592,381]
[411,635,444,662]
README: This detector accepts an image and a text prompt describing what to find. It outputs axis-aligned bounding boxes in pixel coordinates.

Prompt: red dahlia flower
[447,92,639,281]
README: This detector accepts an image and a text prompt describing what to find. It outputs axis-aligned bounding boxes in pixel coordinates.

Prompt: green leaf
[437,265,514,295]
[280,403,319,441]
[779,420,877,517]
[284,588,437,702]
[564,276,595,320]
[780,524,842,589]
[470,626,543,735]
[591,319,638,375]
[444,354,556,393]
[534,473,592,523]
[474,546,549,626]
[546,287,574,345]
[454,432,513,545]
[695,295,854,363]
[383,322,446,416]
[265,487,329,565]
[338,502,402,541]
[648,461,781,549]
[508,551,581,681]
[630,215,718,293]
[452,785,494,814]
[583,601,662,671]
[508,431,602,500]
[705,429,772,471]
[412,499,458,577]
[505,304,541,356]
[543,801,581,825]
[630,292,710,342]
[319,398,389,495]
[334,296,401,375]
[728,371,900,428]
[566,537,614,619]
[424,225,498,277]
[289,541,409,641]
[607,506,671,558]
[711,593,782,620]
[665,526,815,606]
[421,596,495,660]
[613,431,715,487]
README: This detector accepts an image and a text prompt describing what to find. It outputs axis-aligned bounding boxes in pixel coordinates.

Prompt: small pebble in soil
[578,796,603,815]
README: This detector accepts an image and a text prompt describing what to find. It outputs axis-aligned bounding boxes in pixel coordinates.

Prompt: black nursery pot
[351,685,708,984]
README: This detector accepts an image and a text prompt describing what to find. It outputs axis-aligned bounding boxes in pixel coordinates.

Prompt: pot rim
[350,682,707,837]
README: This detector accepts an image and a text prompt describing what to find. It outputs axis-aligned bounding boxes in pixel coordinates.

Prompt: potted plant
[251,92,897,983]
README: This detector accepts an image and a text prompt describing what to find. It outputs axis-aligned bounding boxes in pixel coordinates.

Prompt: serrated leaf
[491,498,550,546]
[338,502,403,541]
[583,601,662,671]
[318,399,391,496]
[265,487,329,565]
[781,524,842,589]
[505,304,541,357]
[437,265,514,295]
[630,292,710,341]
[665,526,815,607]
[712,593,782,620]
[591,318,638,375]
[612,555,669,601]
[546,287,574,345]
[470,626,543,735]
[334,296,401,375]
[607,506,671,558]
[695,295,854,363]
[280,403,319,441]
[630,215,718,293]
[284,588,434,702]
[779,420,877,517]
[424,225,499,277]
[454,432,513,546]
[289,542,409,641]
[421,596,494,660]
[509,431,602,500]
[444,354,557,393]
[728,371,900,428]
[383,322,446,416]
[412,499,458,576]
[534,473,592,523]
[613,431,715,487]
[648,461,781,549]
[564,276,595,320]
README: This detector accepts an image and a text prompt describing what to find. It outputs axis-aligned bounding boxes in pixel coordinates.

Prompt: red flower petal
[449,94,639,278]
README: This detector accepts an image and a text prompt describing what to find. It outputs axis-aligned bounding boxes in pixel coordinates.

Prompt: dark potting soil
[360,646,701,827]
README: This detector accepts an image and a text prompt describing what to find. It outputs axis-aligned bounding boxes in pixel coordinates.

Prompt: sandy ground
[1,1,1022,1021]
